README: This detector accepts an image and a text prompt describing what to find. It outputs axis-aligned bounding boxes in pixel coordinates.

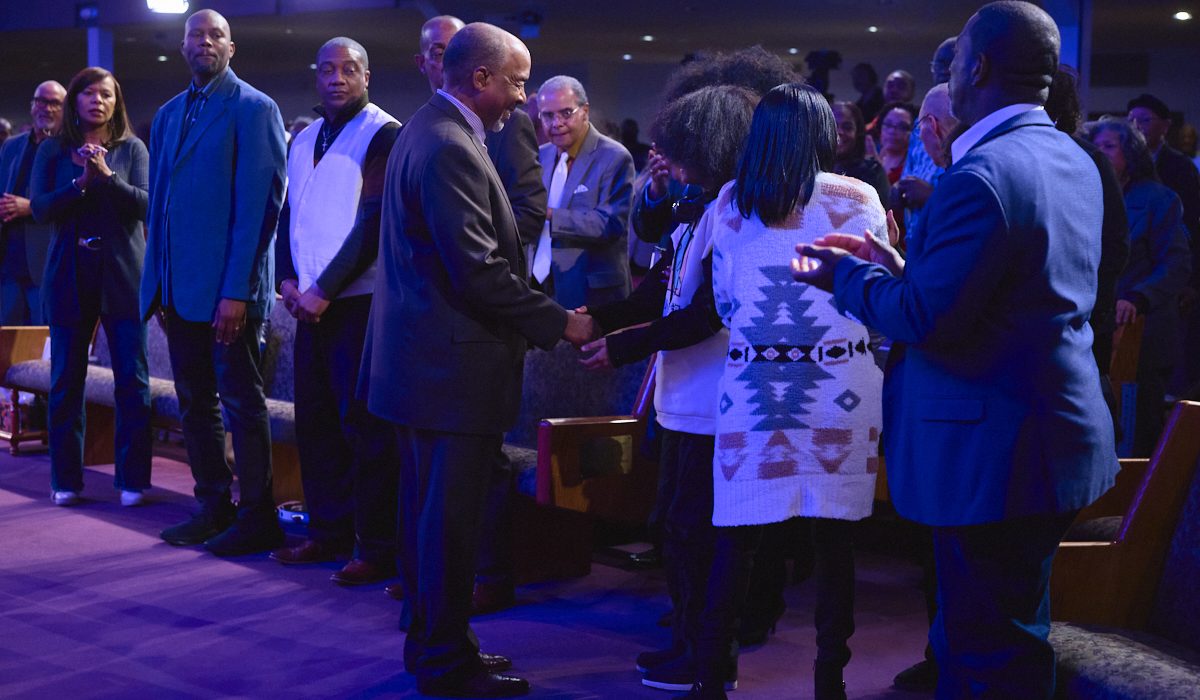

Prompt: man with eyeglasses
[0,81,66,324]
[894,39,956,242]
[534,74,635,309]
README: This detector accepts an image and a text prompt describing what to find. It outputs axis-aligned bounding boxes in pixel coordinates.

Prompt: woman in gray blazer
[30,66,152,507]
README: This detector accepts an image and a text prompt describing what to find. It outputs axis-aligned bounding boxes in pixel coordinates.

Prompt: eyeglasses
[539,105,584,124]
[32,97,63,109]
[882,119,912,132]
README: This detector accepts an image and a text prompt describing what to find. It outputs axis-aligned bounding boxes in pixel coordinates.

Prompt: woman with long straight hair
[30,66,152,506]
[689,83,887,700]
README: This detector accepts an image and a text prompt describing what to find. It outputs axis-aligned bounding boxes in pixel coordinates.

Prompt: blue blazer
[141,68,286,323]
[538,125,634,308]
[0,134,55,286]
[833,109,1118,526]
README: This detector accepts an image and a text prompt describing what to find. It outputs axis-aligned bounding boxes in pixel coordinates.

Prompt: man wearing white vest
[271,37,402,587]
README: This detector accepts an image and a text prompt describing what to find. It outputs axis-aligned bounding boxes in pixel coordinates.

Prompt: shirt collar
[437,89,487,148]
[189,68,228,101]
[950,103,1042,164]
[314,94,369,132]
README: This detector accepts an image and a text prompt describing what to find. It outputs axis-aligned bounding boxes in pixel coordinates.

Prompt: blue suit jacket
[141,68,286,323]
[0,133,55,286]
[538,125,634,308]
[833,109,1118,526]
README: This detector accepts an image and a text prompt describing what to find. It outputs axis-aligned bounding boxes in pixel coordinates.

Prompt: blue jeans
[49,317,152,493]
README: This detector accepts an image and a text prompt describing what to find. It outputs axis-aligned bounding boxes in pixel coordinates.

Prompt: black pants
[396,425,498,684]
[165,307,273,518]
[293,295,398,563]
[474,446,515,586]
[695,518,857,686]
[929,510,1078,699]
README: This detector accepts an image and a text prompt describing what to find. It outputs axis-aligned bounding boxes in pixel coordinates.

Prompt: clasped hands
[791,210,905,291]
[74,143,113,190]
[280,278,330,325]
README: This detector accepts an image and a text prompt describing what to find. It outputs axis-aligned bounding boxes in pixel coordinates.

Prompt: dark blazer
[485,108,546,247]
[834,109,1118,526]
[0,133,55,286]
[538,125,635,307]
[361,94,566,435]
[1118,179,1191,371]
[141,68,286,323]
[29,137,148,323]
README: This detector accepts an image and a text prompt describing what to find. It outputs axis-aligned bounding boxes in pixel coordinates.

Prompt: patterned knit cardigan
[708,173,887,526]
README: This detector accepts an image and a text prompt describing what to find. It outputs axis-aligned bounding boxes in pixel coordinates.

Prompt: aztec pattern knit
[708,172,887,526]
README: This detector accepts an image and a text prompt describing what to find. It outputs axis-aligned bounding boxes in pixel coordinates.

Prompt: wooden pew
[1050,400,1200,628]
[0,326,51,454]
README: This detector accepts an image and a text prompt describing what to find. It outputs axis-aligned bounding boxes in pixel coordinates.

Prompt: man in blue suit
[143,9,287,556]
[795,3,1118,697]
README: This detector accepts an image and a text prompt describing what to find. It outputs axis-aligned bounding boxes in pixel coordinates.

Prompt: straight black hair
[733,82,836,225]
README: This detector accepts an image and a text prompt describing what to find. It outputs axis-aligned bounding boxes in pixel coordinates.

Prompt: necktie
[532,151,569,283]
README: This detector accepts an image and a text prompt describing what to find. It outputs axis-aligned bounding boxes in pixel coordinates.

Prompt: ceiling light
[867,25,879,33]
[309,63,318,70]
[1175,10,1193,20]
[147,0,189,13]
[642,35,654,42]
[622,54,633,61]
[788,47,799,55]
[156,55,168,62]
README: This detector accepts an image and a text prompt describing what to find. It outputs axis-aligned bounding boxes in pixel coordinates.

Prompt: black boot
[814,661,847,700]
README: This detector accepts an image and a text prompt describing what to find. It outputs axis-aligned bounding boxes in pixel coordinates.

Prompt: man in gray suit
[0,80,65,324]
[533,75,634,309]
[361,22,590,697]
[143,9,287,556]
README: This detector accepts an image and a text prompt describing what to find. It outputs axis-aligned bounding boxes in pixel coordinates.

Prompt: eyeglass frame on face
[32,97,63,109]
[539,104,585,124]
[882,117,913,133]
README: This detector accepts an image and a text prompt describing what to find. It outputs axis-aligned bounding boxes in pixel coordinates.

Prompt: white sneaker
[120,490,146,507]
[51,491,80,506]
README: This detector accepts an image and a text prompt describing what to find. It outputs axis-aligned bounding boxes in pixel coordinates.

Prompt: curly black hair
[662,45,800,103]
[650,85,758,189]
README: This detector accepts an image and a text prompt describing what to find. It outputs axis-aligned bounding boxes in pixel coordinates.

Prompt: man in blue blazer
[142,9,287,556]
[795,3,1118,697]
[533,75,634,309]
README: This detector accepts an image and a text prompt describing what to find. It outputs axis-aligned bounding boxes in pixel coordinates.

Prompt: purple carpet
[0,446,930,698]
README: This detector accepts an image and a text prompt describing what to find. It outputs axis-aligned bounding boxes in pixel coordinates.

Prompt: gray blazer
[0,133,55,286]
[538,125,635,308]
[361,94,566,435]
[141,68,286,323]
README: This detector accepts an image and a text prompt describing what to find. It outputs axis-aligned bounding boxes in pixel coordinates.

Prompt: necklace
[321,120,347,152]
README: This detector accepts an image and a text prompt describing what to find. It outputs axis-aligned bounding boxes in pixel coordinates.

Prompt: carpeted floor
[0,446,931,699]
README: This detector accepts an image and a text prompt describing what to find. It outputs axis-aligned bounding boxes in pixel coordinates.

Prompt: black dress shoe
[892,658,938,692]
[479,652,512,673]
[204,519,285,557]
[161,508,236,546]
[417,671,529,698]
[628,546,662,568]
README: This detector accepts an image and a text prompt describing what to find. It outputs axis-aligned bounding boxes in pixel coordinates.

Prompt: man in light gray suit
[533,75,634,309]
[143,9,287,557]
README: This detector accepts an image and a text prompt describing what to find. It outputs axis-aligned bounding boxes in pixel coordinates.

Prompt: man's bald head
[442,23,521,91]
[181,9,235,85]
[918,83,958,167]
[415,15,465,93]
[931,37,956,84]
[30,80,66,136]
[442,23,530,130]
[949,1,1059,124]
[884,69,915,103]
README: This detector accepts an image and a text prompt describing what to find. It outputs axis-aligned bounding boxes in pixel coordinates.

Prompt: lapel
[174,69,239,167]
[561,125,601,202]
[428,94,517,240]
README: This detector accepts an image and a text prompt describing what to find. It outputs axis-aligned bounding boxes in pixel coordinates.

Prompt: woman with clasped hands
[30,67,152,507]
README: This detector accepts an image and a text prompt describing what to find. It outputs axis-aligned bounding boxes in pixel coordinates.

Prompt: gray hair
[538,75,588,106]
[318,37,369,70]
[1083,116,1158,183]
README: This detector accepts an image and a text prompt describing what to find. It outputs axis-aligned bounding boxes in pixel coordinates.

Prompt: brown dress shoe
[331,558,396,586]
[384,582,405,601]
[270,539,345,565]
[472,581,516,615]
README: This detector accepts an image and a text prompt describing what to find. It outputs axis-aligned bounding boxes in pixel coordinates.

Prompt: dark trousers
[929,510,1078,700]
[659,429,717,657]
[49,316,152,493]
[0,272,41,325]
[293,295,398,563]
[475,446,514,586]
[1133,363,1172,457]
[695,518,856,686]
[164,307,273,517]
[396,425,498,684]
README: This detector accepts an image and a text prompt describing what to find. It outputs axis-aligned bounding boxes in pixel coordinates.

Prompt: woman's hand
[579,336,613,370]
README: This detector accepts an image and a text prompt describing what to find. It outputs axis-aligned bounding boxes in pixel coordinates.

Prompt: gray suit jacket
[539,125,634,308]
[0,133,55,286]
[141,68,286,323]
[361,94,567,435]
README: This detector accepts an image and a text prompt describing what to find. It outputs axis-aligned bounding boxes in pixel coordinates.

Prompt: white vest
[286,103,396,298]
